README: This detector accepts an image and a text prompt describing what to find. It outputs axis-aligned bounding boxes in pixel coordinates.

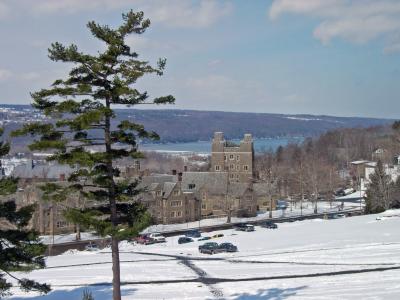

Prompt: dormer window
[188,183,196,189]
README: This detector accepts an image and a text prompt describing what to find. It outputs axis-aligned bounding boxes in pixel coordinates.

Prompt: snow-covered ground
[7,210,400,300]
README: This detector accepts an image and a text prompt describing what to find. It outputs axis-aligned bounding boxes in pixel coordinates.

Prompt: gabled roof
[181,172,228,194]
[181,172,251,197]
[228,182,249,197]
[163,182,177,199]
[137,174,177,190]
[253,182,272,196]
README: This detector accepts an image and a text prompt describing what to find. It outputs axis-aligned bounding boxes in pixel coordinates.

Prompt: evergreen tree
[12,11,174,300]
[0,128,50,296]
[365,160,392,213]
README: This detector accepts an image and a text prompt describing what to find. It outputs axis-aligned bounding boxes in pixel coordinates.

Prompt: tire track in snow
[49,264,400,287]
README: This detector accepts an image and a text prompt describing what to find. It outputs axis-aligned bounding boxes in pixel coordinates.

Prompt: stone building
[210,132,254,182]
[19,182,78,235]
[137,174,201,224]
[181,172,257,218]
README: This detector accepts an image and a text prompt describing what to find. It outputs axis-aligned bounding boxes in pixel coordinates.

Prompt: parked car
[212,233,224,238]
[218,243,238,252]
[234,223,247,231]
[199,242,222,254]
[276,200,288,210]
[329,213,346,219]
[185,230,201,238]
[198,236,211,241]
[85,243,99,251]
[260,221,278,229]
[148,233,166,243]
[235,223,254,232]
[235,223,255,232]
[178,237,194,244]
[135,234,154,245]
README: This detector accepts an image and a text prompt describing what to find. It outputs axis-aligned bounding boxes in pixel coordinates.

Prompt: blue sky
[0,0,399,119]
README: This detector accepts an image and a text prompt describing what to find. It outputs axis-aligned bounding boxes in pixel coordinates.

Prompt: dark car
[218,243,238,253]
[186,230,201,238]
[84,242,99,251]
[198,236,211,241]
[178,237,194,244]
[260,221,278,229]
[234,223,255,232]
[199,242,222,254]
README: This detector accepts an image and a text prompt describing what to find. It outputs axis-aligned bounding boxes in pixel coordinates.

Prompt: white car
[149,233,166,243]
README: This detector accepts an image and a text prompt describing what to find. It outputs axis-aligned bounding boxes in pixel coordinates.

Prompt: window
[224,155,227,161]
[229,154,234,160]
[215,165,220,171]
[236,165,240,171]
[243,165,249,171]
[202,193,206,200]
[236,155,240,161]
[171,201,182,207]
[173,190,179,196]
[201,203,207,210]
[56,221,67,228]
[156,191,162,196]
[170,211,176,217]
[177,211,182,217]
[230,164,234,170]
[236,174,239,179]
[188,183,196,189]
[229,173,234,179]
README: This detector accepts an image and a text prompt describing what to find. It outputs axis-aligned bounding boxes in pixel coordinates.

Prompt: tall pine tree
[0,128,50,296]
[12,11,174,300]
[365,160,392,213]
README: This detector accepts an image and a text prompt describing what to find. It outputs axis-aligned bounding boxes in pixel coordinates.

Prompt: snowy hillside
[7,211,400,300]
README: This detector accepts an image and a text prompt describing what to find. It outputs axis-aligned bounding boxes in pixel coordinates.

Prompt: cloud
[143,0,233,29]
[0,1,10,19]
[269,0,400,52]
[29,0,232,29]
[0,69,12,81]
[0,69,42,82]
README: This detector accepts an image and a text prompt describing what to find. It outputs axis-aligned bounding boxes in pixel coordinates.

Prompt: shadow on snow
[8,286,137,300]
[229,285,308,300]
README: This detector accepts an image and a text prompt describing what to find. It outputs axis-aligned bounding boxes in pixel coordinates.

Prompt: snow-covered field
[7,210,400,300]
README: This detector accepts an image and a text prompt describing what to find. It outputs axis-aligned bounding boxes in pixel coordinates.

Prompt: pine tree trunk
[105,100,122,300]
[111,236,121,300]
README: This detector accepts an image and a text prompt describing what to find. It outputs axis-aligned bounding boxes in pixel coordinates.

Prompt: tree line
[255,123,400,213]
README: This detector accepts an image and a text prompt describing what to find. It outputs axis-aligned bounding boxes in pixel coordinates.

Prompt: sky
[0,0,399,119]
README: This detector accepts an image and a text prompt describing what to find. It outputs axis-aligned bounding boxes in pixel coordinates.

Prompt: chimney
[178,172,182,182]
[59,173,66,181]
[184,165,188,172]
[172,170,177,176]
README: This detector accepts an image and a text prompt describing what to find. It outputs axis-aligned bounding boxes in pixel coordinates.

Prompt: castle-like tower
[210,132,254,182]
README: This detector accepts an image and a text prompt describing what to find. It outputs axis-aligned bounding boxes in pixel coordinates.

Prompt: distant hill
[115,109,395,142]
[0,104,395,143]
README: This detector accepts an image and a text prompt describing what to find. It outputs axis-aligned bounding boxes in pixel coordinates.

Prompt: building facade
[210,132,254,182]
